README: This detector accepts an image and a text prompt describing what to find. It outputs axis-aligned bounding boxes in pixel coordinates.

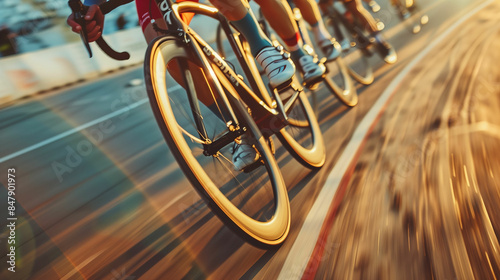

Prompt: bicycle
[68,0,325,247]
[216,1,358,107]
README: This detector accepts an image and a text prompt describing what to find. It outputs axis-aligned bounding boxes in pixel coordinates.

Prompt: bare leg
[293,0,322,27]
[210,0,248,21]
[254,0,298,40]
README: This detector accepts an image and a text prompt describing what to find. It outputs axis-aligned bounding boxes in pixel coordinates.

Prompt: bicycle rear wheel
[277,82,326,168]
[145,36,290,247]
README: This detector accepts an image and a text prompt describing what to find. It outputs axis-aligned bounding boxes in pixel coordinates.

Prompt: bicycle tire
[144,36,290,247]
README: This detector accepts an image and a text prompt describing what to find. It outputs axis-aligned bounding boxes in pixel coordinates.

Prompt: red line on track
[301,83,401,280]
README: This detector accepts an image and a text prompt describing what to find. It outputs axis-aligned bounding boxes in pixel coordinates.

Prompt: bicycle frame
[154,0,305,141]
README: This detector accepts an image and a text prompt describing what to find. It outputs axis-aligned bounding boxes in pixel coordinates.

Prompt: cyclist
[67,0,322,170]
[319,0,397,64]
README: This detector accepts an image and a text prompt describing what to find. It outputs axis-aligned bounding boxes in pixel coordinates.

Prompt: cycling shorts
[136,0,199,31]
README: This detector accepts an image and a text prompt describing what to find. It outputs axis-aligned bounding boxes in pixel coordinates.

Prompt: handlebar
[68,0,134,60]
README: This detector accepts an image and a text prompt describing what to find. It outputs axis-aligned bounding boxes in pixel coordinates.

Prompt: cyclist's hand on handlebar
[67,4,104,42]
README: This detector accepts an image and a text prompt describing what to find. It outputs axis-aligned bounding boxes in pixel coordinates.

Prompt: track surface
[1,0,500,279]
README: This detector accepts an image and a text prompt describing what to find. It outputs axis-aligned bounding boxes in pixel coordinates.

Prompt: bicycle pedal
[269,78,293,93]
[303,74,326,90]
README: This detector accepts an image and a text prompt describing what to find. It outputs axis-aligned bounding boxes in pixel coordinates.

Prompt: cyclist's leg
[254,0,325,85]
[211,0,296,89]
[292,0,341,61]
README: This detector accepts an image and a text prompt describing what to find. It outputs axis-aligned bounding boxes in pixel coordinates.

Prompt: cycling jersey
[137,0,200,30]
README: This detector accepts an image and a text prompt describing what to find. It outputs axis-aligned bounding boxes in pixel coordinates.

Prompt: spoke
[287,104,311,128]
[178,124,208,144]
[213,153,245,190]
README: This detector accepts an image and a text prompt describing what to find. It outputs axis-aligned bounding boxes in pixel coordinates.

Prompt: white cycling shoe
[231,134,259,171]
[256,45,296,89]
[296,54,326,88]
[319,39,342,62]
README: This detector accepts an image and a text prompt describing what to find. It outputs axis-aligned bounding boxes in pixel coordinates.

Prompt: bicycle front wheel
[145,36,290,247]
[277,82,326,168]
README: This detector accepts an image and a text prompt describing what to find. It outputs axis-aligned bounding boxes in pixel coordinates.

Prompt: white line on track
[277,1,494,279]
[0,97,151,163]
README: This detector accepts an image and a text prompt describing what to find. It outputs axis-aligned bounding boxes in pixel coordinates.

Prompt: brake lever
[68,0,92,58]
